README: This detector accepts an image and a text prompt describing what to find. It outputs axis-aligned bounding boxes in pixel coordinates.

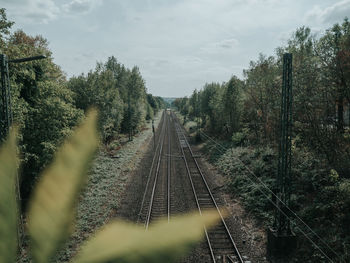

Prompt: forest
[173,19,350,261]
[0,8,165,204]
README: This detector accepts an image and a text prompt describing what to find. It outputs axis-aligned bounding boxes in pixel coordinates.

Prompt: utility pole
[152,119,155,152]
[195,93,200,141]
[267,53,297,260]
[1,54,46,140]
[0,54,12,141]
[0,53,46,251]
[128,87,133,141]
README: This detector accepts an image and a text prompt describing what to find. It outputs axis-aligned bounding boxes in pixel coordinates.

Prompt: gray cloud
[63,0,99,14]
[218,38,239,49]
[199,38,239,56]
[4,0,344,97]
[306,0,350,24]
[2,0,60,24]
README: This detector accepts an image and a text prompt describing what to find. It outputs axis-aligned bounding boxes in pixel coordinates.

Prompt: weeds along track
[172,112,246,263]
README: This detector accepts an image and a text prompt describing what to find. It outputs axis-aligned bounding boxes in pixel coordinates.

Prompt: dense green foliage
[175,19,350,261]
[175,20,350,167]
[1,22,84,201]
[204,141,350,262]
[0,9,165,203]
[0,113,220,263]
[68,57,165,142]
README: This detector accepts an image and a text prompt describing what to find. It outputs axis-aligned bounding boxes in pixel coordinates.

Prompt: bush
[208,142,350,261]
[231,128,250,146]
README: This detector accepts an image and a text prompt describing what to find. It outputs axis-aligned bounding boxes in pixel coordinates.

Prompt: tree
[189,89,200,121]
[222,76,242,134]
[0,8,14,48]
[317,19,350,132]
[2,29,83,202]
[121,66,147,140]
[68,63,123,143]
[243,54,279,142]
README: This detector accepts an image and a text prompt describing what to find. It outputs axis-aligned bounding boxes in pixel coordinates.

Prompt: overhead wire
[198,129,340,262]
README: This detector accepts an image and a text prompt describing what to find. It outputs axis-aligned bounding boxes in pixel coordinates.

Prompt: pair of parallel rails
[138,110,246,263]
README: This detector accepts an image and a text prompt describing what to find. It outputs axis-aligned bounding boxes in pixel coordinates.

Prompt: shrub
[231,128,250,146]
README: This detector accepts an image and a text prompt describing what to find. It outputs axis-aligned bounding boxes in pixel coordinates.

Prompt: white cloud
[3,0,339,97]
[306,0,350,24]
[200,38,239,54]
[217,38,239,49]
[2,0,102,24]
[63,0,100,14]
[4,0,60,24]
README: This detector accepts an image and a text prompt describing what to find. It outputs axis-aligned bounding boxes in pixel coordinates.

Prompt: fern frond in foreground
[0,110,221,263]
[0,128,19,263]
[28,109,99,263]
[73,211,219,263]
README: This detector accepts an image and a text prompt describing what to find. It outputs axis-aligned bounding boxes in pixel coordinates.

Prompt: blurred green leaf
[73,211,220,263]
[0,128,19,263]
[27,110,99,263]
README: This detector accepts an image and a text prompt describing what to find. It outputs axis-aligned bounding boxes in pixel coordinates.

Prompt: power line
[198,130,340,262]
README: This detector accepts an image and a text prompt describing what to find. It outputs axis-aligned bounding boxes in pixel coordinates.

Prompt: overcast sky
[1,0,349,97]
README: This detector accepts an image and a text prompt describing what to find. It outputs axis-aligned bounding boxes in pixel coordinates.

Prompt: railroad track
[172,112,246,263]
[138,110,171,227]
[139,110,248,262]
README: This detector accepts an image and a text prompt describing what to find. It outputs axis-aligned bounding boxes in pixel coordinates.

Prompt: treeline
[174,19,350,174]
[68,57,165,142]
[174,19,350,261]
[0,9,164,203]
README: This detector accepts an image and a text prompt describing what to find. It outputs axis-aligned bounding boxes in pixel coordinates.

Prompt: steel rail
[173,118,216,262]
[145,112,168,229]
[172,112,244,263]
[138,111,166,223]
[182,127,244,263]
[167,112,171,222]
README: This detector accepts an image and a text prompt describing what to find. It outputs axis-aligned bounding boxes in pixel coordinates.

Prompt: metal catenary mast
[268,53,297,260]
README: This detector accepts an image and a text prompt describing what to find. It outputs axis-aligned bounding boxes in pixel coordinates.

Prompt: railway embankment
[54,111,163,262]
[196,131,350,262]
